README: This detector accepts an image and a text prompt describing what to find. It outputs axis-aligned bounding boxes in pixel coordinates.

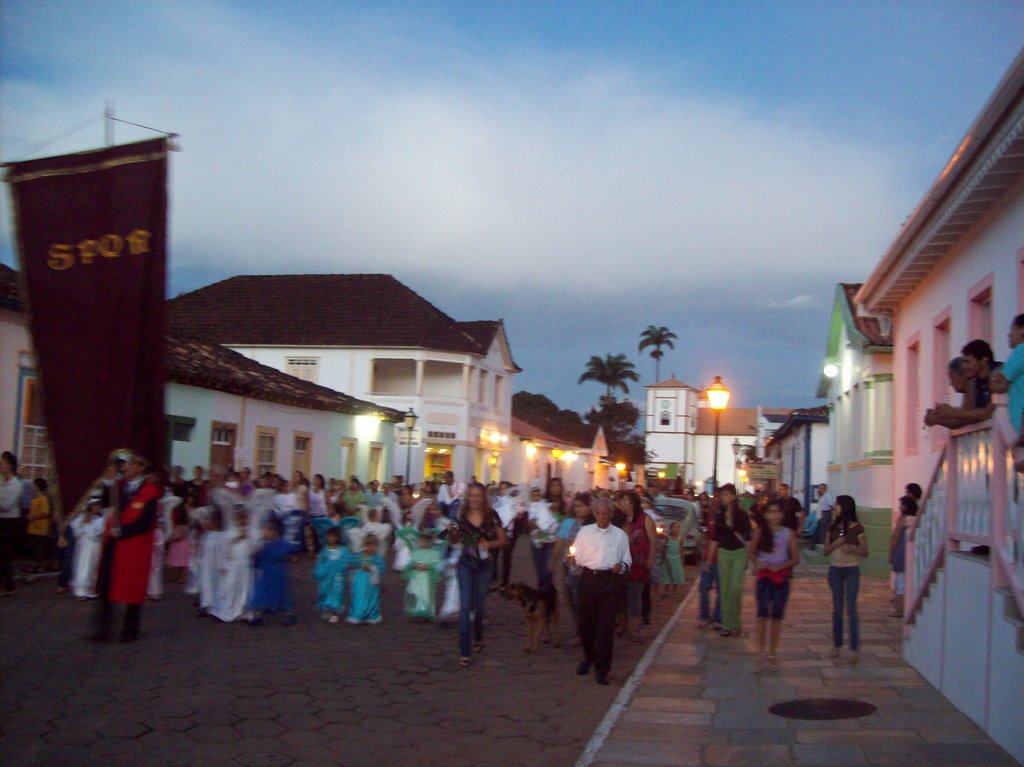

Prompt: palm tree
[577,353,640,398]
[638,325,677,382]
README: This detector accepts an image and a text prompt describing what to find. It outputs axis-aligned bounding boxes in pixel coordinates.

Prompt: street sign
[396,429,421,447]
[745,463,779,480]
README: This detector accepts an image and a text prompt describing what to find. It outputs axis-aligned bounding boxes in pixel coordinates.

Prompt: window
[211,425,235,445]
[285,357,319,383]
[478,370,489,403]
[932,312,951,451]
[167,415,196,442]
[340,438,357,481]
[293,432,312,478]
[256,428,278,476]
[906,338,920,454]
[18,378,52,480]
[494,375,504,410]
[967,275,993,344]
[659,410,671,427]
[368,444,384,483]
[1018,248,1024,313]
[209,421,237,470]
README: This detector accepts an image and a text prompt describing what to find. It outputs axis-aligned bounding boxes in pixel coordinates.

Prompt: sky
[2,1,1023,415]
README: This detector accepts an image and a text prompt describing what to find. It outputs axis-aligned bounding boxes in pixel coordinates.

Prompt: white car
[652,496,702,564]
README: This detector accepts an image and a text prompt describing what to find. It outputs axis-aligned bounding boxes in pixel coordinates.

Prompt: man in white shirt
[574,496,631,685]
[437,471,465,521]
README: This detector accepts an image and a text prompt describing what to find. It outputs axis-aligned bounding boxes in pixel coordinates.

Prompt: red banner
[5,138,169,511]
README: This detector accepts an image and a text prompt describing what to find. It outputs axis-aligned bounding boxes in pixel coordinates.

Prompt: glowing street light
[706,376,730,493]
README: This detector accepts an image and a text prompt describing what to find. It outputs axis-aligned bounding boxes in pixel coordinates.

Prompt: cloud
[0,3,931,414]
[0,3,918,306]
[768,294,821,309]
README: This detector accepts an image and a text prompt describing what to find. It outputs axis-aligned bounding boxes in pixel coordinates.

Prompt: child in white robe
[70,498,105,600]
[211,506,255,622]
[391,509,417,572]
[148,493,182,600]
[198,509,229,616]
[360,506,393,560]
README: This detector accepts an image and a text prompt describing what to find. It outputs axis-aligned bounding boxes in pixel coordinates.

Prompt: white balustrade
[954,428,992,537]
[915,459,946,591]
[1010,450,1024,583]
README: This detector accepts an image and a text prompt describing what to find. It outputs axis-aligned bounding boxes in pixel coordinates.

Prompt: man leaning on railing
[924,354,995,429]
[989,313,1024,471]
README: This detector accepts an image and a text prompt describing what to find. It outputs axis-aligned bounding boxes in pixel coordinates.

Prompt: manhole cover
[768,698,877,720]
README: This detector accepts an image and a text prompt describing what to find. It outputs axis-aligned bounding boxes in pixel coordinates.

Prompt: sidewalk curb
[573,581,701,767]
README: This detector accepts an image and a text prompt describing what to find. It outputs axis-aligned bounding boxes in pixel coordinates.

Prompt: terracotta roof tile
[695,407,791,436]
[510,414,599,449]
[167,334,401,419]
[841,283,891,346]
[168,274,513,360]
[2,267,399,418]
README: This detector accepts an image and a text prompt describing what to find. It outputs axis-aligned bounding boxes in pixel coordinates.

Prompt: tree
[638,325,677,382]
[511,391,585,430]
[585,395,646,465]
[577,353,640,397]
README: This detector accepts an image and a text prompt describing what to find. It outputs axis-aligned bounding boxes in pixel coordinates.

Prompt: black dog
[506,582,560,652]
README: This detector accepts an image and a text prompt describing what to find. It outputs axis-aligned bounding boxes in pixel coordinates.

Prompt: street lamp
[706,376,730,493]
[732,438,741,487]
[403,408,418,485]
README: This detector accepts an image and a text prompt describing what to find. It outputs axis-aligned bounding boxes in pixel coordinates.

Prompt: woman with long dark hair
[749,499,799,670]
[704,484,751,638]
[619,492,657,642]
[824,495,868,662]
[449,482,507,667]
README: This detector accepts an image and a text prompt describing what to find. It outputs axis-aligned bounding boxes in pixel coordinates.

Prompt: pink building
[856,50,1024,761]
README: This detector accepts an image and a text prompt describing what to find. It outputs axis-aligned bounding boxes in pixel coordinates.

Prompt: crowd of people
[0,439,964,680]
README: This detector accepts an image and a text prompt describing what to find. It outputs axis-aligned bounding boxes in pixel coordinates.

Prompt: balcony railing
[906,406,1024,629]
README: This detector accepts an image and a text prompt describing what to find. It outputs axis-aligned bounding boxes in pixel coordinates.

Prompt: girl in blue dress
[314,527,350,623]
[249,519,299,626]
[347,534,385,625]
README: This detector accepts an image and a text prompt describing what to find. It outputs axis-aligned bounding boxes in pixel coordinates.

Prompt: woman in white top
[824,495,868,663]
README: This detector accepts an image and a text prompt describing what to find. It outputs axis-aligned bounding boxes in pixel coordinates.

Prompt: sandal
[458,657,470,668]
[718,629,732,637]
[473,642,483,653]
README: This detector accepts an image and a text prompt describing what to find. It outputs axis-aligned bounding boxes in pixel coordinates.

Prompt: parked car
[652,495,702,564]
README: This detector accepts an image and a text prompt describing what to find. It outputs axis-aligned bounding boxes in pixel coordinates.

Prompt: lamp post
[403,408,418,485]
[706,376,730,493]
[732,438,741,487]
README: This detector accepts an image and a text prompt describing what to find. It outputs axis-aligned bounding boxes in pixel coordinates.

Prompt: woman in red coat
[93,451,162,642]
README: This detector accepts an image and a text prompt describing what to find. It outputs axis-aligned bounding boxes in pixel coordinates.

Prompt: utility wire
[5,113,104,162]
[109,116,178,138]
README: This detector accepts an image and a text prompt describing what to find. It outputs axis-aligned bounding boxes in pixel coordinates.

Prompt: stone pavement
[582,567,1020,767]
[0,546,691,767]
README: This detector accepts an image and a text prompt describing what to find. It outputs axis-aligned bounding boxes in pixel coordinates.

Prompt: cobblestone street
[0,549,693,767]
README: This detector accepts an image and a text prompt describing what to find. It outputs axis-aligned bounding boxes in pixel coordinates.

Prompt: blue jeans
[531,542,553,591]
[457,555,494,657]
[699,563,721,624]
[439,499,461,521]
[828,565,860,650]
